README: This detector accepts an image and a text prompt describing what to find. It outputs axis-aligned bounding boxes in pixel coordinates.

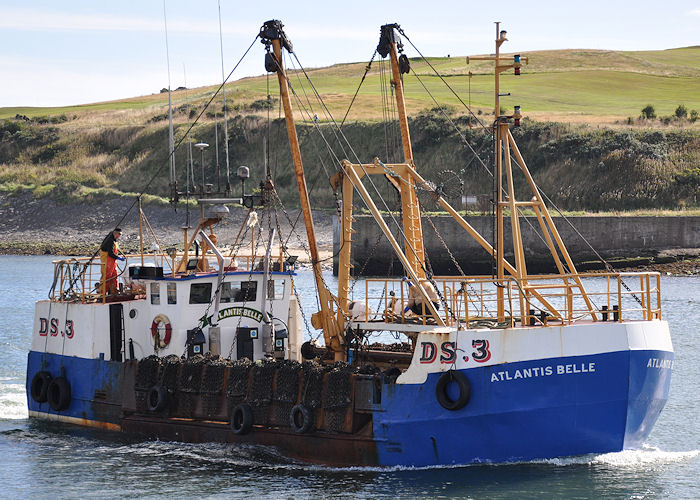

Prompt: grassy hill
[2,46,698,121]
[0,46,698,213]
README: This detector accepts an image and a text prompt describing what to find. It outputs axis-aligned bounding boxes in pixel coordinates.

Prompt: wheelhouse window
[167,283,177,304]
[220,281,257,303]
[189,282,212,304]
[150,283,160,305]
[268,279,285,300]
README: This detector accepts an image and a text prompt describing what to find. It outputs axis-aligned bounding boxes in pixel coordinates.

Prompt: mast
[378,24,426,279]
[466,24,597,322]
[260,20,345,359]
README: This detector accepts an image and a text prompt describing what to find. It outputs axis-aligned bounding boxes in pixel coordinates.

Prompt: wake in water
[0,380,28,420]
[1,375,697,473]
[534,444,700,468]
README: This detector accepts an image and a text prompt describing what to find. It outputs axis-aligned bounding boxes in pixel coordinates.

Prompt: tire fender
[289,404,314,434]
[435,370,470,411]
[230,403,253,435]
[47,376,71,412]
[147,385,168,412]
[30,371,52,403]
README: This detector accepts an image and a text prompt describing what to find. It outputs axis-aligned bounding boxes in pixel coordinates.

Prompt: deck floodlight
[209,204,230,219]
[237,166,250,179]
[237,166,250,199]
[285,255,298,270]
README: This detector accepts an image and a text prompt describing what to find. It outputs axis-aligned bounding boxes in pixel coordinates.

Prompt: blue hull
[374,350,673,466]
[26,350,123,427]
[26,348,672,466]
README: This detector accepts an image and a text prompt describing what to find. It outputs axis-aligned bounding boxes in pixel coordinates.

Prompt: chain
[224,211,269,360]
[269,191,316,341]
[422,211,494,317]
[350,229,383,294]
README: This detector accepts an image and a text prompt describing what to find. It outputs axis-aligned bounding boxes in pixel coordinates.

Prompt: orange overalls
[100,237,120,295]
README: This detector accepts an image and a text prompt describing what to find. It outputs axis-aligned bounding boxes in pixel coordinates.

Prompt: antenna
[217,0,231,195]
[195,142,209,194]
[214,120,220,192]
[163,0,176,203]
[466,22,527,119]
[184,63,193,225]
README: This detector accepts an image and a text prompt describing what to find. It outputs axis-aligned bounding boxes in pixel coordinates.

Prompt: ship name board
[490,363,596,383]
[647,358,673,369]
[38,317,74,339]
[202,306,264,326]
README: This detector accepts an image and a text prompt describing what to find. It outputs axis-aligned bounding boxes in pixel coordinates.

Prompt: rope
[340,51,377,128]
[58,34,260,298]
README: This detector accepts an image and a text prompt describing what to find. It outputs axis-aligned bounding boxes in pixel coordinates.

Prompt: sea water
[0,255,698,499]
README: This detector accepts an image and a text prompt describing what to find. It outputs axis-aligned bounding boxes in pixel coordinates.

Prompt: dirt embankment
[1,193,698,275]
[0,193,336,267]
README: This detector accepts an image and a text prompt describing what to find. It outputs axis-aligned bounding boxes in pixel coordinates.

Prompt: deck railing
[357,272,661,327]
[49,251,285,303]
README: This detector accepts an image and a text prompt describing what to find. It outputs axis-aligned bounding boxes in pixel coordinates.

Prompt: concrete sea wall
[332,215,700,275]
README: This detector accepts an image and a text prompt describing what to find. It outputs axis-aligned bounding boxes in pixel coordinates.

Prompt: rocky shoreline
[0,192,336,268]
[1,193,698,275]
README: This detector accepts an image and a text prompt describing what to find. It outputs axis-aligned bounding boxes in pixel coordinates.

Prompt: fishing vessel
[25,21,673,467]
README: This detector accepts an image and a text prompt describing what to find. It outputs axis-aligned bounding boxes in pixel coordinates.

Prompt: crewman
[405,277,441,315]
[100,228,125,295]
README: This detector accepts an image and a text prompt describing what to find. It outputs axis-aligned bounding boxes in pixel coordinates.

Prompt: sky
[1,0,698,108]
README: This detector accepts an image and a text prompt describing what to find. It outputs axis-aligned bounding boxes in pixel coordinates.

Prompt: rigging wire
[340,51,377,128]
[283,51,429,272]
[163,0,176,190]
[63,34,260,293]
[379,58,391,162]
[398,25,630,293]
[408,67,492,176]
[276,52,457,320]
[396,26,490,134]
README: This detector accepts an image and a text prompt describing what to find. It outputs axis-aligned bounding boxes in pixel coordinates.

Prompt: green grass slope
[0,46,697,214]
[2,47,698,120]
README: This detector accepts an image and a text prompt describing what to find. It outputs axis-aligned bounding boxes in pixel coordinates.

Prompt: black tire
[435,370,470,411]
[230,403,253,435]
[30,371,52,403]
[147,385,168,412]
[289,404,314,434]
[382,367,402,384]
[47,376,71,412]
[300,341,315,360]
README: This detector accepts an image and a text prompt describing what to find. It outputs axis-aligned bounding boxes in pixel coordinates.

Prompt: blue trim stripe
[156,270,295,281]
